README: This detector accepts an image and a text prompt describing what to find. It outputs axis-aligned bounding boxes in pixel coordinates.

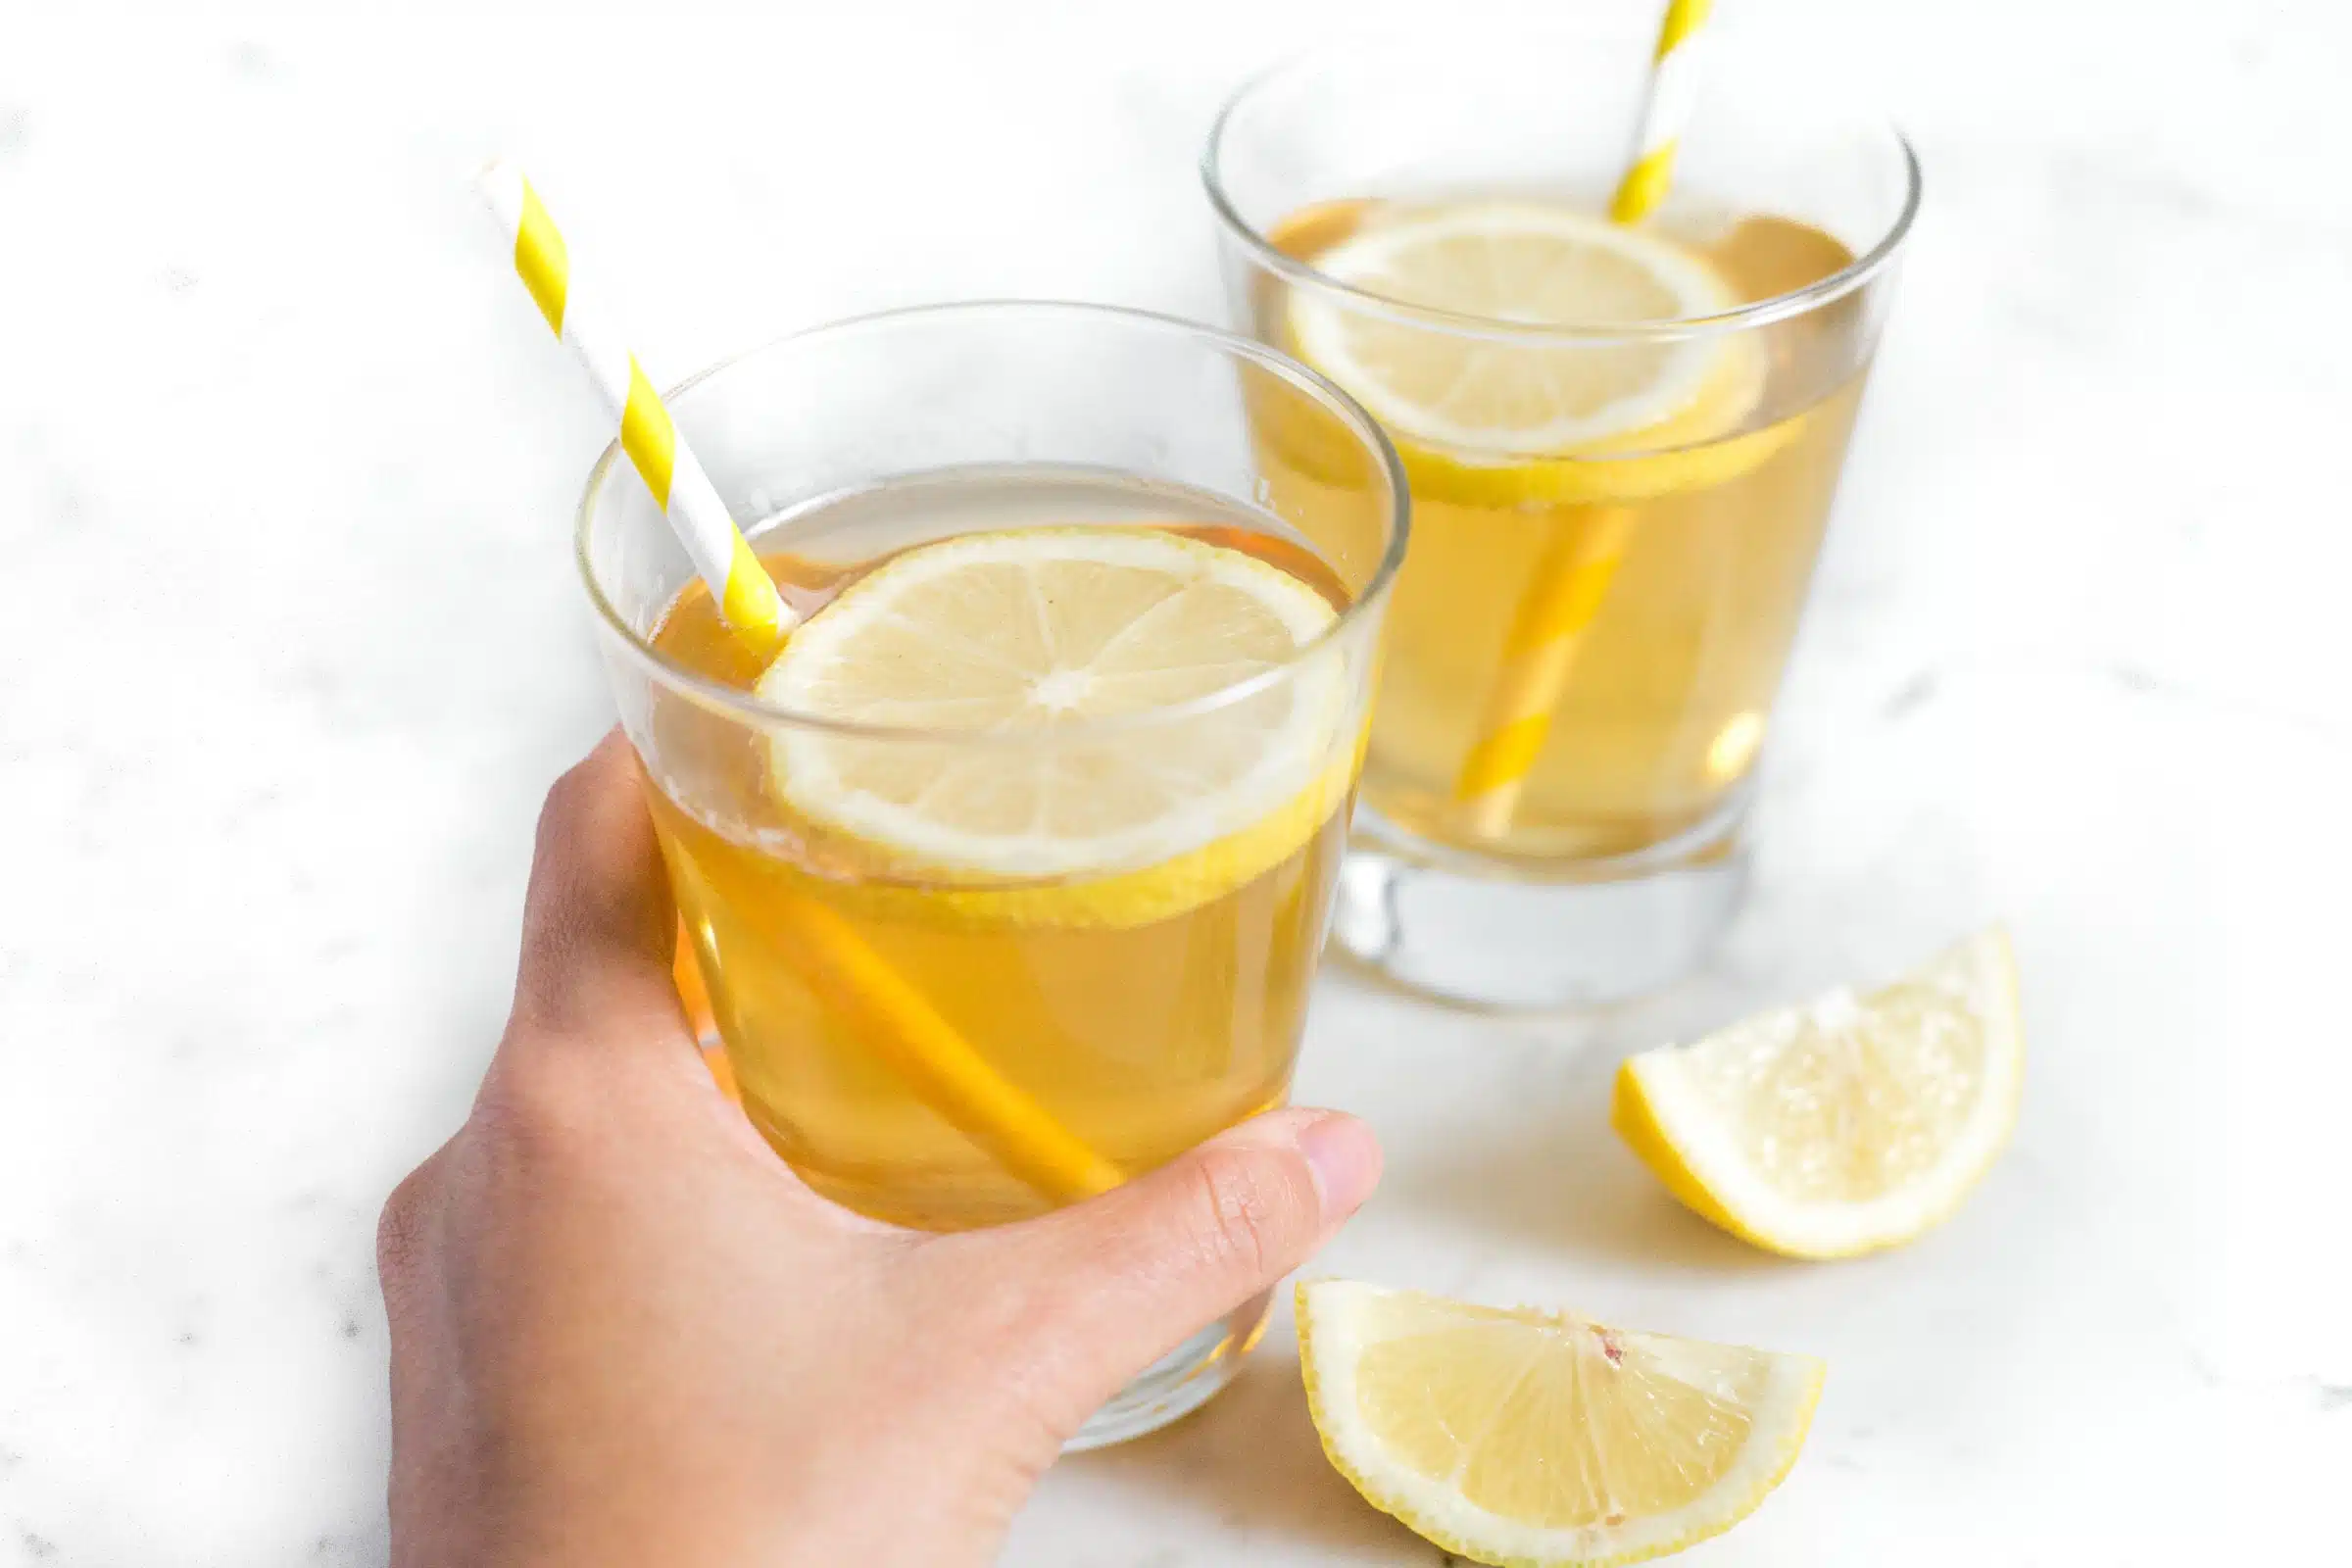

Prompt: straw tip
[473,157,526,212]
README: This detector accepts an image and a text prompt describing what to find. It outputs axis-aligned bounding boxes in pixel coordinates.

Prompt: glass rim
[1200,32,1924,344]
[575,299,1410,746]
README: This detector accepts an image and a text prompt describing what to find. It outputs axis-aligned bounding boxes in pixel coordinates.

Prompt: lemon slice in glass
[1298,1281,1825,1568]
[756,526,1348,926]
[1613,928,2024,1259]
[1287,202,1782,505]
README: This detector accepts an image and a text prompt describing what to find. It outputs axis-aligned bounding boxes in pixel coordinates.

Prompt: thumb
[978,1108,1381,1412]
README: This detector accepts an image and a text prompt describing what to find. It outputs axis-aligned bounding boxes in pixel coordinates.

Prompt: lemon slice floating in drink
[1286,202,1789,505]
[1298,1281,1825,1567]
[756,525,1350,928]
[1613,929,2025,1259]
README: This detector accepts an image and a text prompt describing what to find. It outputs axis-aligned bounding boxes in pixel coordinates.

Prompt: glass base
[1329,797,1751,1008]
[1062,1290,1272,1451]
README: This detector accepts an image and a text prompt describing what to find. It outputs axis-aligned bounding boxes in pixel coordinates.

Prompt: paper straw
[475,160,791,654]
[1446,2,1712,836]
[677,902,1121,1203]
[477,161,1121,1203]
[1610,0,1713,224]
[776,898,1127,1203]
[1449,508,1635,838]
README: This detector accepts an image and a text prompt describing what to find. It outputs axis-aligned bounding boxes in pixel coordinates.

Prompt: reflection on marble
[1,3,2345,1564]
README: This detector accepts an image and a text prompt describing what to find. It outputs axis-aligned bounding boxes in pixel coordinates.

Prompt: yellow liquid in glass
[645,478,1349,1230]
[1253,199,1863,860]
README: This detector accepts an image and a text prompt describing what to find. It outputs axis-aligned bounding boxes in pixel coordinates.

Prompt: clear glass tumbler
[1205,33,1920,1006]
[577,302,1405,1446]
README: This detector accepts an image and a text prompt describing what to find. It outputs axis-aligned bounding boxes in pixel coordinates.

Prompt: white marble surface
[2,2,2346,1562]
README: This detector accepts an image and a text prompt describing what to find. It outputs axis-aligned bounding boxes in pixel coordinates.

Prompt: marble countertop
[2,2,2344,1562]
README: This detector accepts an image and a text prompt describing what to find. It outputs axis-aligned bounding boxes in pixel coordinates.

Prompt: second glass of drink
[1206,33,1921,1005]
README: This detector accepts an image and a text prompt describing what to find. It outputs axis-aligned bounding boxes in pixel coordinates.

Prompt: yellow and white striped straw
[1447,1,1714,838]
[1448,509,1635,838]
[474,160,1121,1202]
[475,160,792,654]
[1610,0,1713,224]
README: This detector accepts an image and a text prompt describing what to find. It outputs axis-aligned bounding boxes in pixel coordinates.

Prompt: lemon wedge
[1286,202,1783,506]
[1298,1281,1824,1567]
[1613,929,2024,1259]
[756,526,1350,928]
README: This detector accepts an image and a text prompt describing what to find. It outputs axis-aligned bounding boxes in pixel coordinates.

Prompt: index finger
[507,729,688,1047]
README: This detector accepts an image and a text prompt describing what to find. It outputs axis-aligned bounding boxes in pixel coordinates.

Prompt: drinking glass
[1206,33,1919,1005]
[577,302,1406,1446]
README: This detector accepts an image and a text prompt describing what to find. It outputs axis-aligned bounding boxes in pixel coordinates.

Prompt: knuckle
[1184,1147,1303,1280]
[469,1051,597,1160]
[374,1163,439,1285]
[534,762,593,851]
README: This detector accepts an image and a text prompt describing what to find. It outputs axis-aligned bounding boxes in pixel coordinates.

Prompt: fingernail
[1297,1113,1382,1219]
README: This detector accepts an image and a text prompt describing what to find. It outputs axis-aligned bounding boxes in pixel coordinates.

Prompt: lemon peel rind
[785,753,1359,933]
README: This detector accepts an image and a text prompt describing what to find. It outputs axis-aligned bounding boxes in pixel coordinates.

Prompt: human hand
[376,733,1382,1567]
